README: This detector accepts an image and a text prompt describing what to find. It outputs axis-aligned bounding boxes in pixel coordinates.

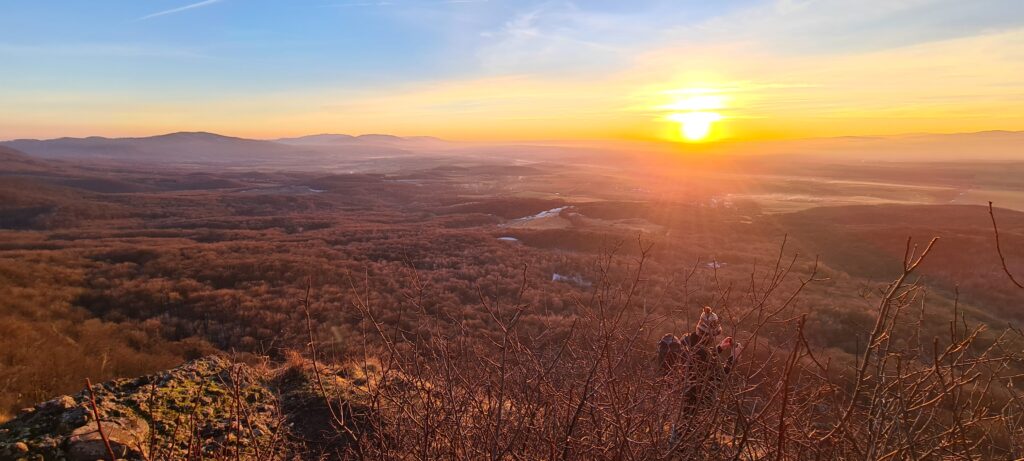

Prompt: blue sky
[2,1,1023,140]
[0,1,748,87]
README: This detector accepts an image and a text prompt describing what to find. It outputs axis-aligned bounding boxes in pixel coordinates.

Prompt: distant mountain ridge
[2,131,306,164]
[0,131,447,165]
[688,130,1024,160]
[275,133,450,149]
[2,130,1022,165]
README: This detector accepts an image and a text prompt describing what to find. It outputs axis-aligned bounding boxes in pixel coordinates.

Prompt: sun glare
[659,90,727,142]
[669,111,723,141]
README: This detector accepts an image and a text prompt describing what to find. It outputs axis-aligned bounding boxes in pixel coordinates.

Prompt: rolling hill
[1,132,313,164]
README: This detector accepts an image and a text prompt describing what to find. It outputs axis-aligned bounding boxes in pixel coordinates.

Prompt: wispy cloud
[669,0,1024,55]
[476,3,636,73]
[137,0,223,21]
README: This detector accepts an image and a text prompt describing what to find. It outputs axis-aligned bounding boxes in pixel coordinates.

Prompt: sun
[669,111,723,141]
[658,90,727,142]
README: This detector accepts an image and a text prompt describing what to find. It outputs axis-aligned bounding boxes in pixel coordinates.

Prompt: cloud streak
[138,0,223,21]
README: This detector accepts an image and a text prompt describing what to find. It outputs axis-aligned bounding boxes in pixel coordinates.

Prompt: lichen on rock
[0,355,381,460]
[0,356,284,460]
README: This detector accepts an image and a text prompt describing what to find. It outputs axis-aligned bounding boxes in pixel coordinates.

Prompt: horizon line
[3,128,1023,145]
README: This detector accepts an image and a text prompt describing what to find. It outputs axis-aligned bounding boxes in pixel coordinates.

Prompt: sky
[2,0,1024,142]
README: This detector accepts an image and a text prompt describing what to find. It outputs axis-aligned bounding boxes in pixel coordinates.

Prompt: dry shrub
[316,236,1024,460]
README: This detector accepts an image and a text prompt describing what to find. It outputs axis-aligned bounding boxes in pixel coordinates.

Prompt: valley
[2,133,1023,420]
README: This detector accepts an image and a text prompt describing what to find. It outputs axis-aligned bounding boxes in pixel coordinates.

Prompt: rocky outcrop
[0,355,376,460]
[0,357,281,460]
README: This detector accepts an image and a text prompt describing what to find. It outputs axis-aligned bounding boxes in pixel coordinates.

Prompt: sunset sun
[669,111,722,141]
[659,90,726,142]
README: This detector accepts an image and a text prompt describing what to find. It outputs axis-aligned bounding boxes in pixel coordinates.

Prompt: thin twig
[85,378,118,461]
[988,201,1024,289]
